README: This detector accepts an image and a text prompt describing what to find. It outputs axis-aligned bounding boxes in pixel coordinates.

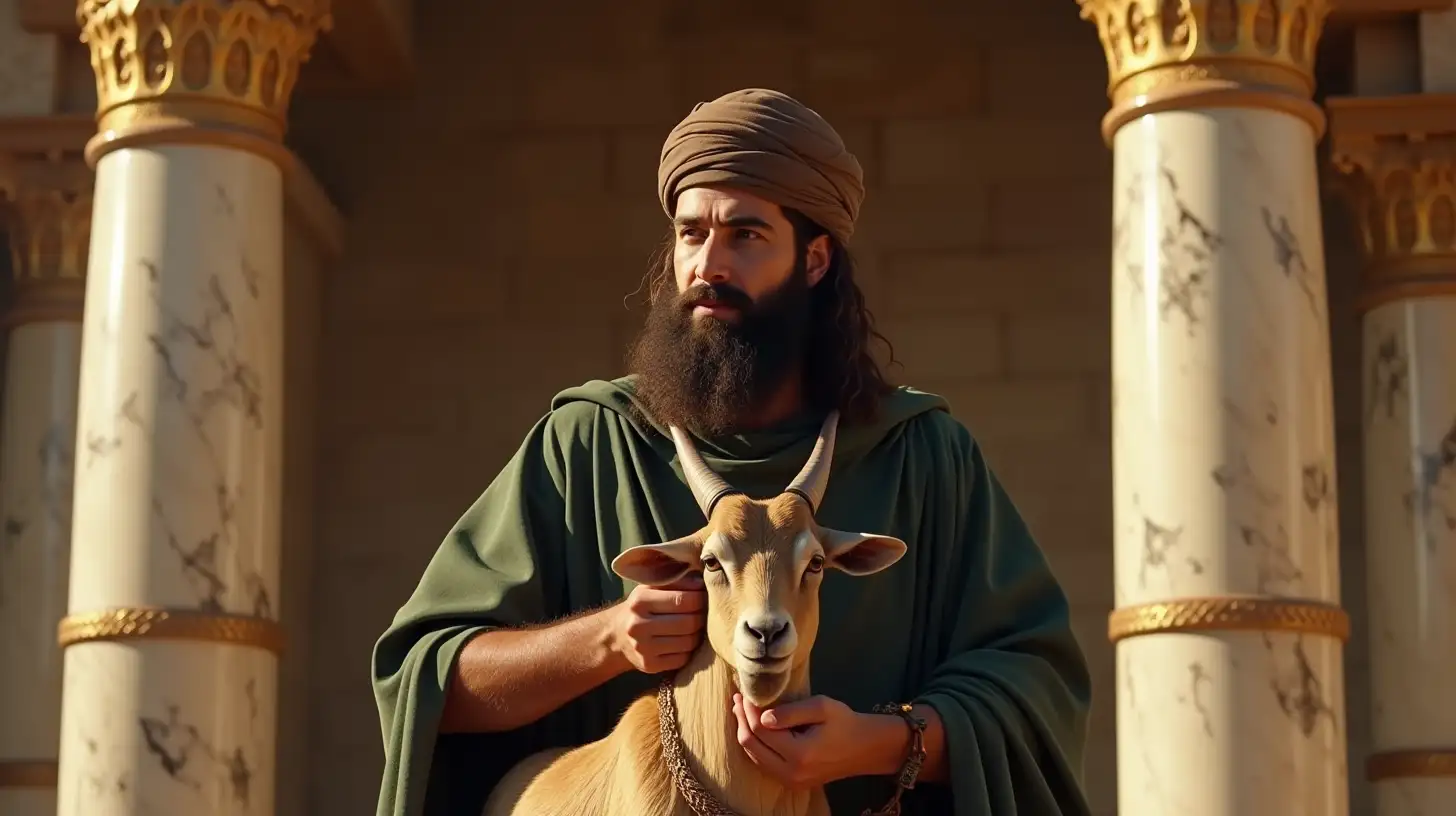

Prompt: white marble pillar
[1079,2,1349,814]
[1327,98,1456,816]
[53,2,330,815]
[0,153,92,816]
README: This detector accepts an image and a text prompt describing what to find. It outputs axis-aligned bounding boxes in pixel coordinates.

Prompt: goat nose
[742,617,789,647]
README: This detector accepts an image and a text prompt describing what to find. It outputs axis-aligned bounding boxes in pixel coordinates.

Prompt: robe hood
[550,375,951,485]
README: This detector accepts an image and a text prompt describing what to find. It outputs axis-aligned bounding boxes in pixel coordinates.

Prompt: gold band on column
[58,607,285,655]
[1077,0,1332,143]
[1367,749,1456,781]
[1325,95,1456,311]
[0,761,59,788]
[1108,597,1350,643]
[76,0,333,167]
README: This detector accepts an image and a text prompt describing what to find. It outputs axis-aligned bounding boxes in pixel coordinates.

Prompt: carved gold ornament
[58,607,285,655]
[1326,96,1456,309]
[0,153,92,326]
[1366,749,1456,781]
[77,0,332,152]
[1107,596,1350,643]
[1077,0,1331,140]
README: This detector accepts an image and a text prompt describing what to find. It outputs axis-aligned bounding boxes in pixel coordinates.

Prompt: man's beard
[628,264,812,436]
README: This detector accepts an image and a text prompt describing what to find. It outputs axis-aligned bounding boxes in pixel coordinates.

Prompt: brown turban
[657,88,866,245]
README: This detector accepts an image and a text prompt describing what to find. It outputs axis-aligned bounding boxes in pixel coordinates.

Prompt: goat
[481,411,908,816]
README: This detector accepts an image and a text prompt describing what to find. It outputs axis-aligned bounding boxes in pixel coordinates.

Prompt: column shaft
[1328,101,1456,814]
[0,153,91,816]
[1110,104,1345,815]
[1363,300,1456,813]
[1080,2,1349,814]
[55,2,330,814]
[60,144,285,816]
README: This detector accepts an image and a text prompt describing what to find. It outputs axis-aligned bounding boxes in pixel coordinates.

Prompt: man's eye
[736,229,761,241]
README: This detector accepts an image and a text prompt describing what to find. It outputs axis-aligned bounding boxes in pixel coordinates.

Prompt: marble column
[0,153,92,816]
[1327,95,1456,816]
[54,2,331,815]
[1077,2,1349,814]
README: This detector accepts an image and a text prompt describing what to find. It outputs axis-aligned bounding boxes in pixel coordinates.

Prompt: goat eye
[806,554,825,574]
[702,555,722,572]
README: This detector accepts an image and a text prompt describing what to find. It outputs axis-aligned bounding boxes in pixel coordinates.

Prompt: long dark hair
[640,208,897,425]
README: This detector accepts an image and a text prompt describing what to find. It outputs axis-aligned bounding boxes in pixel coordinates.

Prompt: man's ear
[819,528,907,576]
[805,234,832,287]
[611,534,703,586]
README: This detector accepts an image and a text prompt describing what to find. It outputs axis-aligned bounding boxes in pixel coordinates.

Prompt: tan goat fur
[481,413,907,816]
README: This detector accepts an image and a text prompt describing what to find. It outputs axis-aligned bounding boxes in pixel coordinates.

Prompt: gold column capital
[1,151,93,327]
[77,0,333,167]
[1077,0,1332,142]
[1326,94,1456,311]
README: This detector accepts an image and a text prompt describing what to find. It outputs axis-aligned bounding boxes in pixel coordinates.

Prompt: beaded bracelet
[861,702,928,816]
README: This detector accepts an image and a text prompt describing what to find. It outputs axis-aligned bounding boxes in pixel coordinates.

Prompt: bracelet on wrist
[860,702,927,816]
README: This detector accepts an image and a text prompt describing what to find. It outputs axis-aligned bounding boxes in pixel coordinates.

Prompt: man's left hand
[731,692,893,788]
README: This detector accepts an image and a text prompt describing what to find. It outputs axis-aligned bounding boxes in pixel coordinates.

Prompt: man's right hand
[444,576,708,732]
[607,576,707,674]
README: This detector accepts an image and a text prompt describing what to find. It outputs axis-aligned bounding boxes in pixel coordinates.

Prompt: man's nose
[694,233,734,284]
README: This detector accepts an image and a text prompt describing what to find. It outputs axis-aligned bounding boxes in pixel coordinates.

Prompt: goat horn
[668,425,738,519]
[785,410,840,514]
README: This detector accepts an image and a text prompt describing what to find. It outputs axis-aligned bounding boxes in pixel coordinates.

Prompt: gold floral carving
[1077,0,1331,139]
[1366,749,1456,781]
[1327,95,1456,310]
[0,760,58,788]
[77,0,332,158]
[58,607,285,655]
[1,152,93,327]
[1107,596,1350,643]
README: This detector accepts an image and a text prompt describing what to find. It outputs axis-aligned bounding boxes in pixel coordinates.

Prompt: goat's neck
[669,643,818,816]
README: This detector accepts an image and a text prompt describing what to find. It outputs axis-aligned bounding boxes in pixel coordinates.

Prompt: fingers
[652,612,706,636]
[760,697,828,729]
[616,584,708,676]
[733,694,792,774]
[625,612,703,671]
[641,650,693,674]
[624,612,703,643]
[740,696,801,752]
[735,694,821,789]
[649,635,700,655]
[634,588,707,614]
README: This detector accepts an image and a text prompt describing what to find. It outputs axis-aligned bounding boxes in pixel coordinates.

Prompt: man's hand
[731,693,901,788]
[607,576,707,674]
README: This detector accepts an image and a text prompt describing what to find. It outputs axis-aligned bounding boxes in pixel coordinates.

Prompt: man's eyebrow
[673,214,776,231]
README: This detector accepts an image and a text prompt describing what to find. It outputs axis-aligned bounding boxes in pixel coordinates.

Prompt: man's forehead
[673,186,785,225]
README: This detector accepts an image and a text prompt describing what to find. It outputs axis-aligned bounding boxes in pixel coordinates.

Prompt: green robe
[372,377,1092,815]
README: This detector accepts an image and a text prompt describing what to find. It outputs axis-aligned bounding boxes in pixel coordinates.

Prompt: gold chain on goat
[658,679,741,816]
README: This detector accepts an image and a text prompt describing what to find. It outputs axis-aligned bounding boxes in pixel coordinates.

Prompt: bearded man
[372,89,1092,816]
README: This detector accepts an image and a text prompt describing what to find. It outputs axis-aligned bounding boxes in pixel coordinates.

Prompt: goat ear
[819,528,907,576]
[611,534,703,587]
